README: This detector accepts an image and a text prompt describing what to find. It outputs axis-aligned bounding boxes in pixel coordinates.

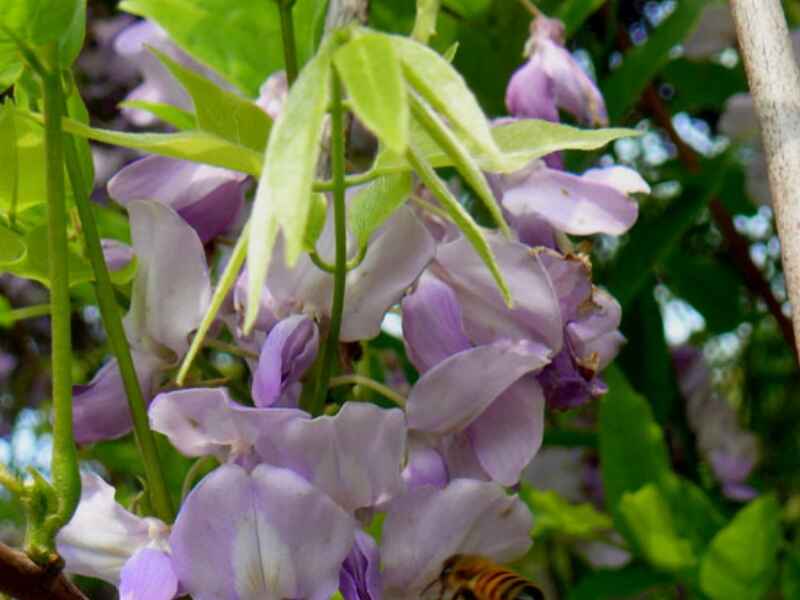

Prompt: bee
[423,554,545,600]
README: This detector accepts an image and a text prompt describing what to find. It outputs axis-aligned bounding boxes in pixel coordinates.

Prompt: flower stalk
[276,0,299,85]
[61,97,174,522]
[36,54,80,560]
[310,69,348,416]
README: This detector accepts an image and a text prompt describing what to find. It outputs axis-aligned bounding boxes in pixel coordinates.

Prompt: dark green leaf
[781,547,800,600]
[699,495,781,600]
[442,0,492,19]
[556,0,607,37]
[568,565,674,600]
[602,0,712,122]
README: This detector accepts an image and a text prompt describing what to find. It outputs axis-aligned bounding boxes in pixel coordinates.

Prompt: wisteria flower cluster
[46,10,651,600]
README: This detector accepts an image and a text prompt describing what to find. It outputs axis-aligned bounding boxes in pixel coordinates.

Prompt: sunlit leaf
[245,44,333,332]
[120,0,327,96]
[348,173,412,249]
[150,47,272,152]
[335,32,408,154]
[700,495,781,600]
[118,101,197,131]
[0,224,25,263]
[0,225,93,287]
[520,486,613,539]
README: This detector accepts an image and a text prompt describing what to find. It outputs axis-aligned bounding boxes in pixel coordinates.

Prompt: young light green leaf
[0,31,22,88]
[0,224,25,263]
[0,225,93,287]
[387,33,504,170]
[120,0,326,96]
[0,103,19,221]
[519,486,613,539]
[66,83,94,200]
[149,47,271,152]
[334,33,408,155]
[119,100,197,131]
[408,91,509,236]
[406,143,511,306]
[304,193,328,253]
[700,495,781,600]
[245,47,333,333]
[43,113,263,176]
[0,0,81,50]
[619,484,697,573]
[348,173,412,249]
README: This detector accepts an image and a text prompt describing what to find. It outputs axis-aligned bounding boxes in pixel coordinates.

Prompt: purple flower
[672,345,760,501]
[57,473,176,598]
[506,15,607,126]
[101,239,134,272]
[108,156,248,243]
[170,463,356,600]
[495,162,649,244]
[73,200,211,443]
[402,234,563,485]
[380,479,533,599]
[339,530,383,600]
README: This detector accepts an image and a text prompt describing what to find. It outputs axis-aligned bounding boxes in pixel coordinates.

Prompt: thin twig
[730,0,800,361]
[329,374,407,407]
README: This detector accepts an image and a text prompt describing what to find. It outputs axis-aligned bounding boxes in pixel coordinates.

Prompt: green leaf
[49,114,263,176]
[520,486,612,539]
[0,102,19,219]
[0,225,92,287]
[335,32,408,154]
[664,253,746,334]
[700,495,781,600]
[568,565,674,600]
[119,0,327,96]
[348,173,412,249]
[662,59,748,113]
[782,547,800,600]
[605,157,730,311]
[0,0,81,48]
[600,365,671,511]
[66,83,94,200]
[602,0,712,121]
[619,484,697,572]
[406,143,511,305]
[0,223,25,263]
[245,44,333,332]
[0,31,22,89]
[304,192,328,253]
[555,0,607,37]
[150,47,272,152]
[442,0,491,19]
[373,119,637,177]
[408,91,509,235]
[387,33,504,170]
[119,100,197,131]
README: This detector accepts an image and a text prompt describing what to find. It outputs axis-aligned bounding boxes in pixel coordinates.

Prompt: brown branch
[0,543,87,600]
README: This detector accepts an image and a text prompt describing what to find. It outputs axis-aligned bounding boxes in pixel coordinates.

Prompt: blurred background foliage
[3,0,800,598]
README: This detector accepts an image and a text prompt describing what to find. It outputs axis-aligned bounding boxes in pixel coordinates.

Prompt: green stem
[310,71,348,416]
[0,466,22,497]
[39,62,80,546]
[60,86,174,523]
[328,374,407,408]
[6,304,52,322]
[276,0,299,85]
[313,170,381,192]
[412,0,441,44]
[204,337,259,360]
[176,221,250,386]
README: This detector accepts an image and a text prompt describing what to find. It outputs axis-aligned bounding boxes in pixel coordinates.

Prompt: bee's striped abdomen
[473,568,543,600]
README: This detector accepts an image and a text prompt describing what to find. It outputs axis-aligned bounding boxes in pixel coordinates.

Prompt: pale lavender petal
[149,387,306,463]
[402,435,448,491]
[439,431,491,483]
[401,274,471,373]
[567,288,625,370]
[581,165,650,195]
[339,530,382,600]
[505,53,559,122]
[467,376,545,486]
[407,340,550,436]
[101,239,134,272]
[125,200,211,358]
[252,315,319,408]
[58,473,169,585]
[119,548,178,600]
[256,402,406,512]
[508,212,557,249]
[108,156,247,243]
[537,249,593,323]
[256,71,288,120]
[171,463,355,600]
[435,235,563,351]
[722,482,758,502]
[73,351,161,444]
[381,479,532,599]
[502,167,638,236]
[540,41,608,126]
[341,206,435,341]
